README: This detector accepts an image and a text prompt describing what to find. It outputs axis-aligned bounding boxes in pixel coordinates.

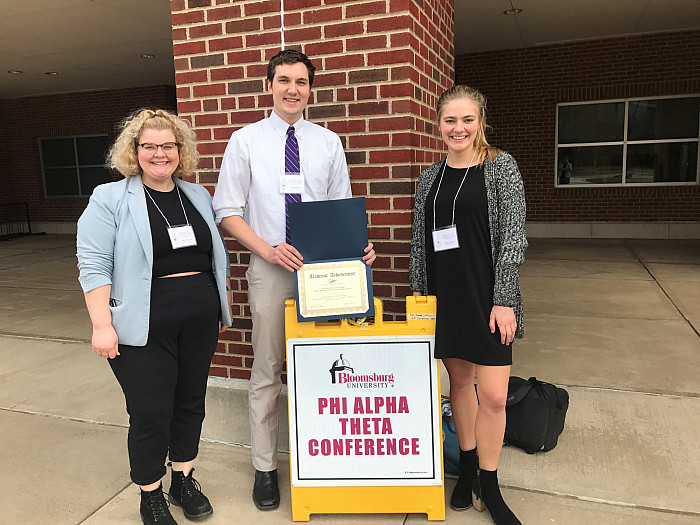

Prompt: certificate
[289,198,375,322]
[297,260,370,320]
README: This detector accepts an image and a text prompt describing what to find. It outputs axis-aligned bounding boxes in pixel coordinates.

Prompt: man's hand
[265,242,303,272]
[363,242,376,266]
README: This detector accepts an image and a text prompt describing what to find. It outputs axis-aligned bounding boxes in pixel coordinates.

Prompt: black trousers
[109,272,220,485]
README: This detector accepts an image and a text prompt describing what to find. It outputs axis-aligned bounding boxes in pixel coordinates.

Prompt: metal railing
[0,202,32,239]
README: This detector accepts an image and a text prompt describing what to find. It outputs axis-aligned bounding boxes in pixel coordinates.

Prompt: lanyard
[432,150,476,231]
[144,185,190,227]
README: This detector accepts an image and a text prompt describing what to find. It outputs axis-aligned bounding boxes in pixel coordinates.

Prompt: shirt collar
[268,111,306,138]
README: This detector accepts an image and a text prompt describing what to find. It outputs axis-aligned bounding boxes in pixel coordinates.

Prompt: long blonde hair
[107,109,198,177]
[436,85,500,162]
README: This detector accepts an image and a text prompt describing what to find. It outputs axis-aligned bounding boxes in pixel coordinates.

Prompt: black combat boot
[140,483,177,525]
[168,469,213,521]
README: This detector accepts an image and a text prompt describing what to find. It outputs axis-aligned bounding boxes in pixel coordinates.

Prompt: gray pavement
[1,234,699,524]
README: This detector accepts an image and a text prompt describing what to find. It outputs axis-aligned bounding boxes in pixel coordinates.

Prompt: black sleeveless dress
[425,163,512,365]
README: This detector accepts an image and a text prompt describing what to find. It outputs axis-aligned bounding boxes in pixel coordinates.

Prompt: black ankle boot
[168,469,213,521]
[450,448,477,510]
[472,468,521,525]
[140,484,178,525]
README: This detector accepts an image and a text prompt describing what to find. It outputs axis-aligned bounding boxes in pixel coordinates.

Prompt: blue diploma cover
[288,197,374,322]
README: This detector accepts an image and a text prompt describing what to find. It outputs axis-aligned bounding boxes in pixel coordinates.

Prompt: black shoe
[450,448,477,511]
[168,468,213,521]
[472,469,521,525]
[252,469,279,511]
[140,483,178,525]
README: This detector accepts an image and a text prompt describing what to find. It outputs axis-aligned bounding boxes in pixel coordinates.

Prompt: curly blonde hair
[107,108,199,177]
[436,85,500,162]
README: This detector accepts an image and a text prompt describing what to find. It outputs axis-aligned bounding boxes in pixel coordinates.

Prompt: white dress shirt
[213,111,352,246]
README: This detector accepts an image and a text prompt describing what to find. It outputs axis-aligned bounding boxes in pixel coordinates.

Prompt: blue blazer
[77,175,232,346]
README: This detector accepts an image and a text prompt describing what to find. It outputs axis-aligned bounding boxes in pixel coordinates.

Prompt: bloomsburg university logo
[328,354,395,388]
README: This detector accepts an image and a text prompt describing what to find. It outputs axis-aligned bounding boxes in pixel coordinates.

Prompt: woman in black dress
[409,86,527,525]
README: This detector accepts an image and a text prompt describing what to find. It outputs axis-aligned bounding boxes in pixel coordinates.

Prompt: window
[556,96,700,186]
[39,135,112,196]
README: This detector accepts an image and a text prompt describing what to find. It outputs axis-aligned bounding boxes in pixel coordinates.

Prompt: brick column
[170,0,454,379]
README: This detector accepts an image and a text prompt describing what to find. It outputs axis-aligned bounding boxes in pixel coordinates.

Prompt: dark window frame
[38,134,111,197]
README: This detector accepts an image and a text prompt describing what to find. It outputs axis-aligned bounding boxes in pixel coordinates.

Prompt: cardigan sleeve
[409,163,441,295]
[492,153,528,308]
[408,179,427,294]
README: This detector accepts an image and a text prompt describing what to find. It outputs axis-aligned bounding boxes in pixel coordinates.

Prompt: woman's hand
[92,325,119,359]
[84,285,119,359]
[489,305,516,345]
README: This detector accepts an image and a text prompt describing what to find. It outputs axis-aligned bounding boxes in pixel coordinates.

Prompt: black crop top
[144,184,212,278]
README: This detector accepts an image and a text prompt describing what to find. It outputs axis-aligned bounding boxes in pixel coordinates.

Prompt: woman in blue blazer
[77,109,232,525]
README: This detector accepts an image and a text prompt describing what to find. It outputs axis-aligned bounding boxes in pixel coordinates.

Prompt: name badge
[168,225,197,249]
[280,172,304,194]
[432,225,459,252]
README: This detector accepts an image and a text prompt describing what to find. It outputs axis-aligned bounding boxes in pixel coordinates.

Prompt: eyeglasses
[138,142,180,153]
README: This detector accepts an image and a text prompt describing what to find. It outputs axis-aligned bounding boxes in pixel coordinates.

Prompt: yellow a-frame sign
[285,296,445,521]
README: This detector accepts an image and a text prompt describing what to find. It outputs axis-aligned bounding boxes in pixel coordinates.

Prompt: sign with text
[286,335,440,487]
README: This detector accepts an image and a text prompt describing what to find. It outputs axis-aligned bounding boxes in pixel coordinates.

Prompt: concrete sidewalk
[1,235,699,524]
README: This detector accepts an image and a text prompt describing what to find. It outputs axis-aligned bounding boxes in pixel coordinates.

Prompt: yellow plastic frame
[285,296,445,521]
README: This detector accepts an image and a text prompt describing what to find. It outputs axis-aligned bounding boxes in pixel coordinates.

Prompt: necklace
[432,149,477,230]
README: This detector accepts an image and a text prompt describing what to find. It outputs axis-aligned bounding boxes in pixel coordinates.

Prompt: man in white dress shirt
[212,49,375,510]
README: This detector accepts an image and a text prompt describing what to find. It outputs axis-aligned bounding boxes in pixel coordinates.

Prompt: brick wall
[455,30,700,222]
[170,0,454,379]
[1,86,176,220]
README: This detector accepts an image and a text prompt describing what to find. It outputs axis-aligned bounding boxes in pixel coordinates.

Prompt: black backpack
[504,376,569,454]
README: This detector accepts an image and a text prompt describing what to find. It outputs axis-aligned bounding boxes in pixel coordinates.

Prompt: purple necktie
[285,126,301,244]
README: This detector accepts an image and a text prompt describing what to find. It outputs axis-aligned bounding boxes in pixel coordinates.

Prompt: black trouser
[109,272,220,486]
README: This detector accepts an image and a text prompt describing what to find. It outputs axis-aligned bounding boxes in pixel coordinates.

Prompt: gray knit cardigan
[408,152,528,338]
